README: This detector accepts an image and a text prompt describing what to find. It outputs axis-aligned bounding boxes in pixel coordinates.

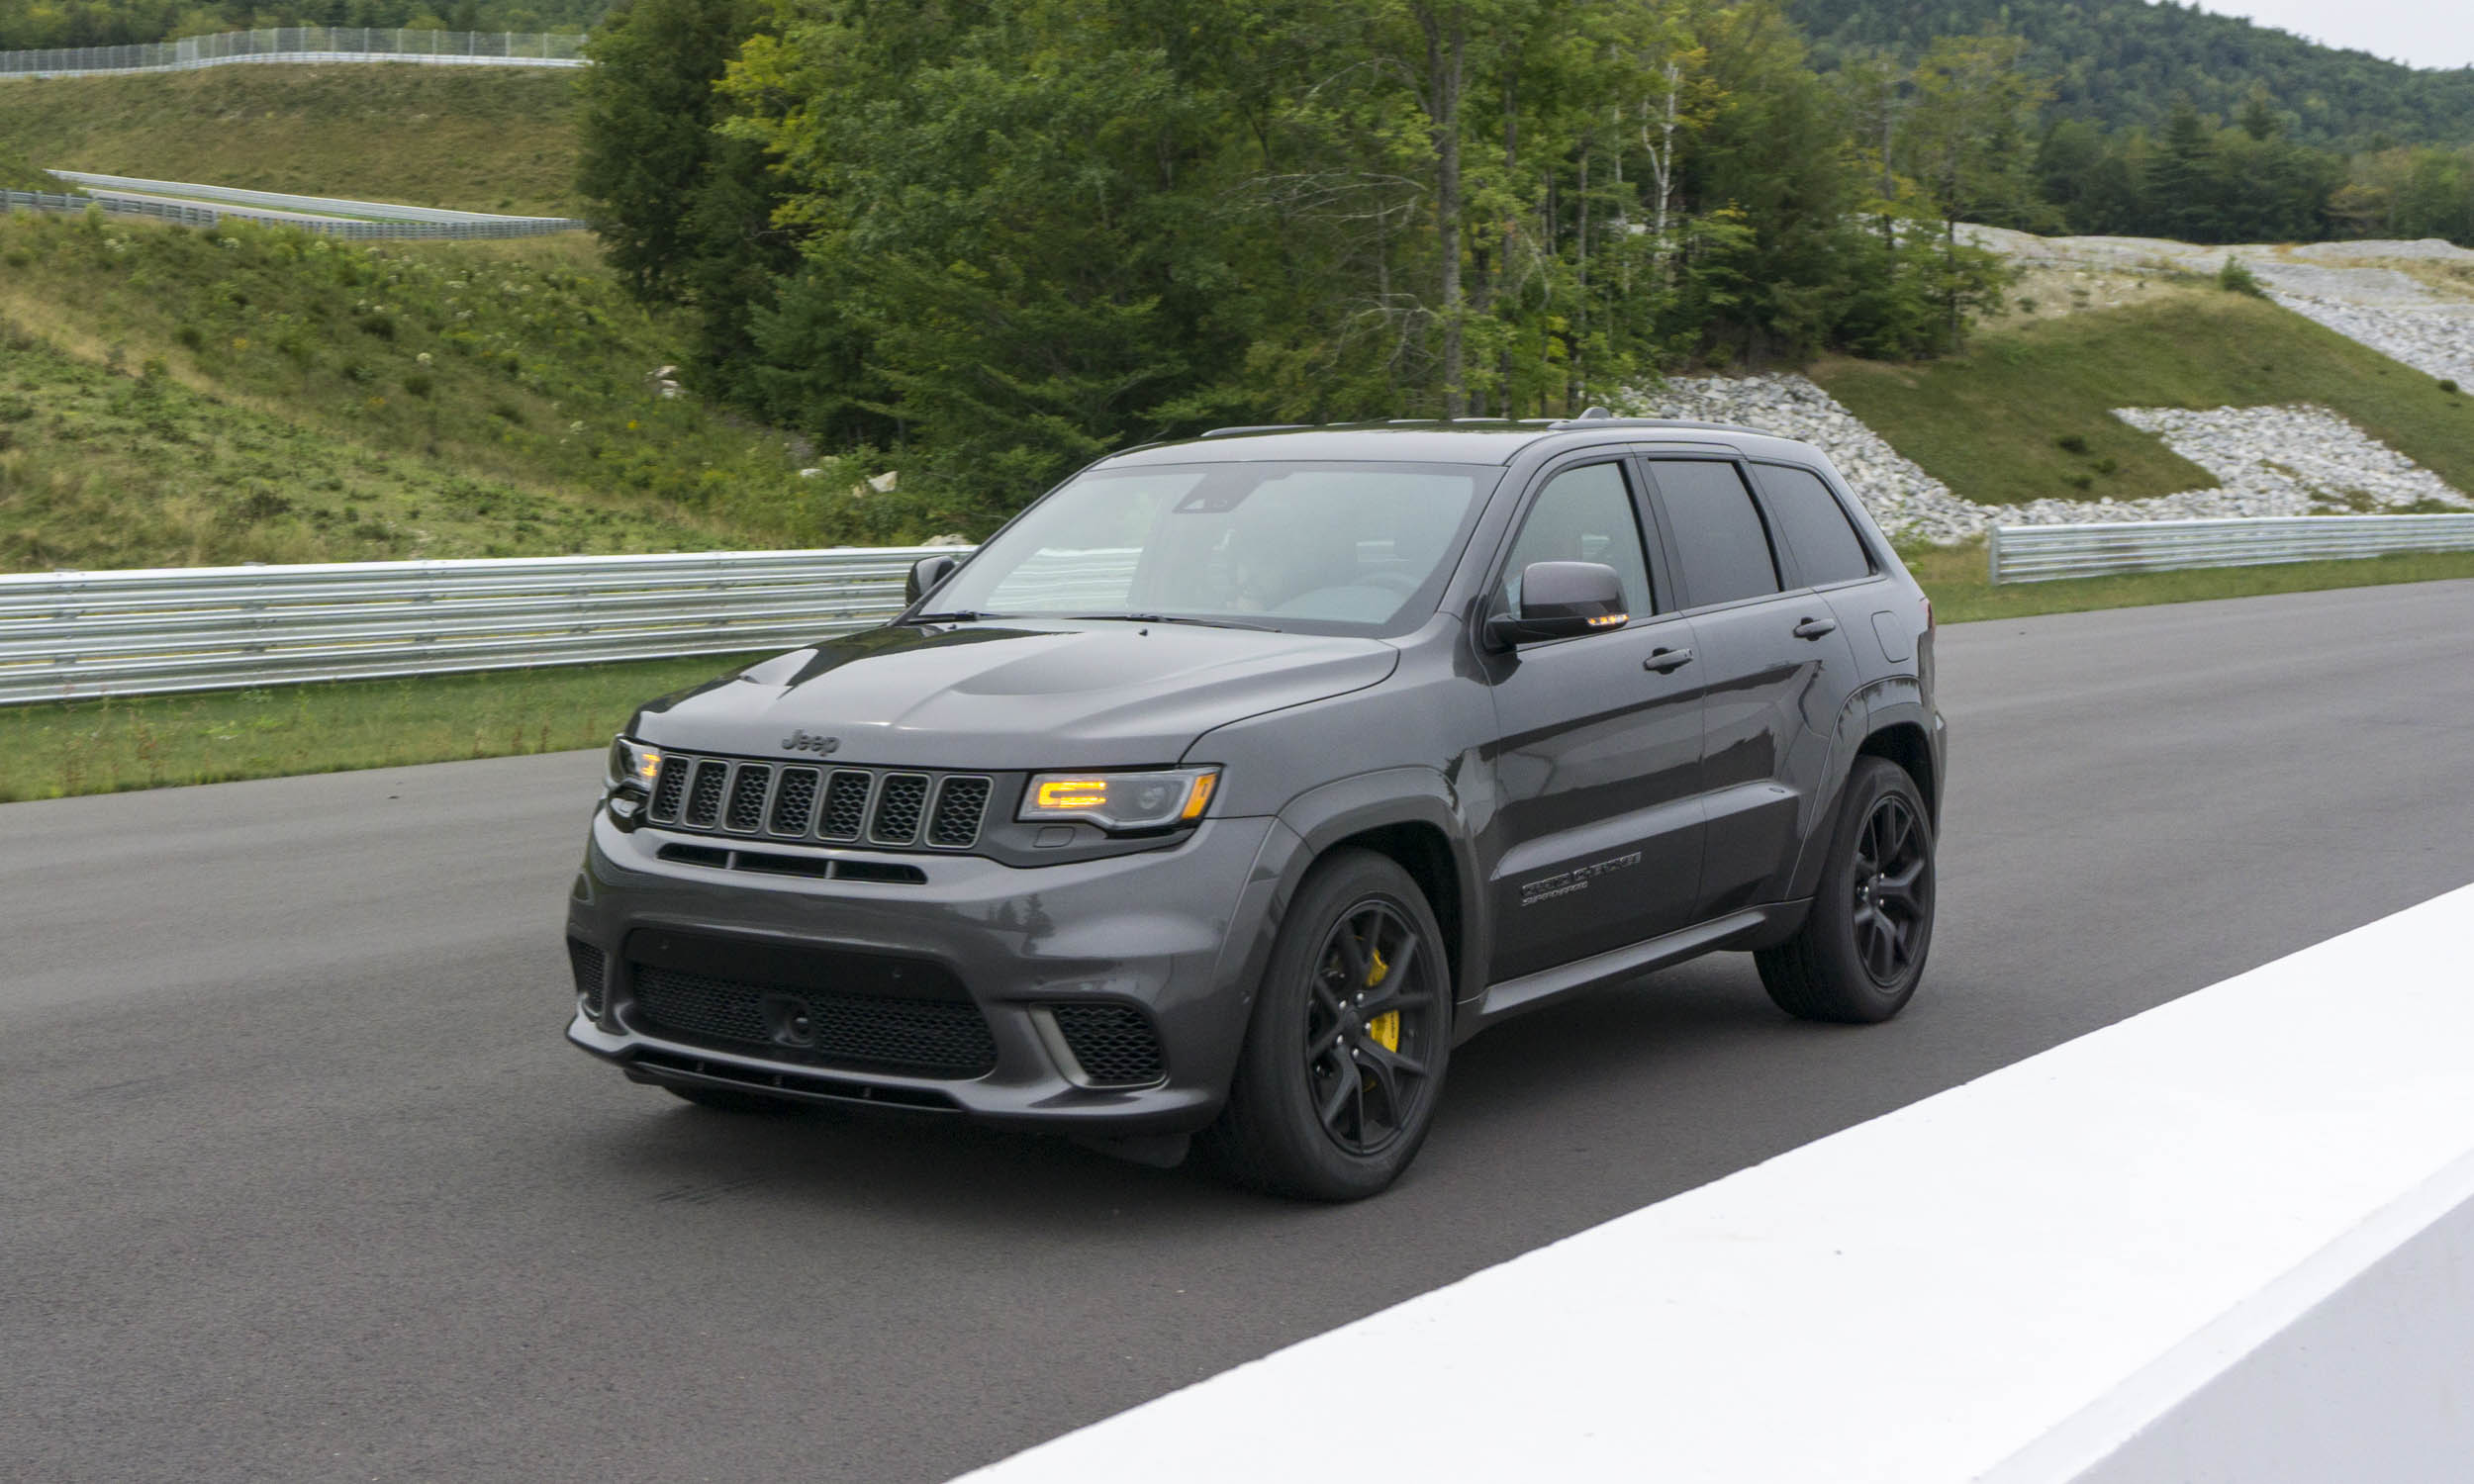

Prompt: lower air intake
[1049,1003,1166,1087]
[566,937,607,1017]
[630,964,998,1079]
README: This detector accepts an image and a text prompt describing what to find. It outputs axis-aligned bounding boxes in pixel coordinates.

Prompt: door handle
[1643,646,1694,674]
[1791,617,1838,640]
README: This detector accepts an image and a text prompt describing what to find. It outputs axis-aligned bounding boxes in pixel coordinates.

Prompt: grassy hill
[0,210,905,572]
[0,65,582,215]
[1812,284,2474,508]
[1789,0,2474,148]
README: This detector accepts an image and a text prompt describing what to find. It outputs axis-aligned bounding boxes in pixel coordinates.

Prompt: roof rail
[1543,415,1771,435]
[1198,423,1312,438]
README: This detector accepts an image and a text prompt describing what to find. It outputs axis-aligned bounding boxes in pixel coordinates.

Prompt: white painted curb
[958,883,2474,1483]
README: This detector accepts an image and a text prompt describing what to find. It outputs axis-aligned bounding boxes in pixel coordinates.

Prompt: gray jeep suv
[566,417,1944,1199]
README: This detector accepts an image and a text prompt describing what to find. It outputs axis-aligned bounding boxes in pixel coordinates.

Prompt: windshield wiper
[904,610,1012,624]
[1063,612,1283,632]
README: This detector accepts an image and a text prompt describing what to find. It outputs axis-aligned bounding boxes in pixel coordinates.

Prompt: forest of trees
[1787,0,2474,148]
[0,0,607,48]
[581,0,2035,530]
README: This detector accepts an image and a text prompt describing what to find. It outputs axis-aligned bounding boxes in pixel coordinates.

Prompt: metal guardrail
[1988,513,2474,584]
[46,170,588,232]
[0,28,586,77]
[2,186,583,239]
[0,548,980,706]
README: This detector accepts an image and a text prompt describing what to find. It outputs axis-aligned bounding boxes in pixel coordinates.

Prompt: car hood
[629,620,1398,770]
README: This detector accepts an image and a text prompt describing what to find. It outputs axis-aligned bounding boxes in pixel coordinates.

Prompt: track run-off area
[5,579,2472,1481]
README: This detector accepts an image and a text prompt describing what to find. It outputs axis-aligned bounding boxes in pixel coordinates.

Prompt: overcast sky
[2196,0,2474,70]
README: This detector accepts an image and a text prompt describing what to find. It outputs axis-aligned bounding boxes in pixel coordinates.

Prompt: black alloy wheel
[1849,792,1931,985]
[1303,899,1444,1157]
[1206,849,1454,1200]
[1755,756,1936,1024]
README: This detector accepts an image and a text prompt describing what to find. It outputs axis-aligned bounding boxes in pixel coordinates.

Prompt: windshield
[922,461,1498,636]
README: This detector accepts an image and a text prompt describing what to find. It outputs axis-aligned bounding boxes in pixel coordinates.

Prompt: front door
[1641,456,1862,918]
[1480,458,1707,982]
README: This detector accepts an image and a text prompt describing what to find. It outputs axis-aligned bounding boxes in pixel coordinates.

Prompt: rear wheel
[1757,757,1936,1024]
[1205,850,1452,1201]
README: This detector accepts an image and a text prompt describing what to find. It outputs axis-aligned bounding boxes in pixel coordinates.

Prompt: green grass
[0,65,584,216]
[0,652,763,804]
[7,555,2474,802]
[1911,540,2474,622]
[1813,286,2474,507]
[0,210,930,570]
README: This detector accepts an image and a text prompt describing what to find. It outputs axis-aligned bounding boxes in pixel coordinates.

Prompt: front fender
[1208,769,1490,1042]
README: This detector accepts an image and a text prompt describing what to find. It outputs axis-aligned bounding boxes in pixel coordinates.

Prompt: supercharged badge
[1518,851,1643,906]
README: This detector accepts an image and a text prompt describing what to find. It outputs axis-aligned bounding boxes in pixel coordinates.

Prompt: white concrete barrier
[959,882,2474,1483]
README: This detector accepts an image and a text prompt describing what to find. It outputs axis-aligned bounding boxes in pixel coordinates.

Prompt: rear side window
[1647,460,1779,608]
[1758,465,1874,587]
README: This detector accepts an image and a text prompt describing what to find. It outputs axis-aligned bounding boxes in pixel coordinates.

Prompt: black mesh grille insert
[683,759,729,828]
[725,765,772,832]
[870,773,929,844]
[927,777,992,848]
[819,770,872,841]
[649,757,690,822]
[630,964,998,1078]
[1050,1004,1165,1087]
[566,938,607,1016]
[769,768,820,835]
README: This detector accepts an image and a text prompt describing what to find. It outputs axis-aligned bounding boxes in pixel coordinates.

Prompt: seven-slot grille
[644,751,995,851]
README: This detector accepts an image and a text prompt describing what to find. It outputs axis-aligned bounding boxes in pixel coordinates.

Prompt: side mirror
[905,553,962,605]
[1485,560,1630,649]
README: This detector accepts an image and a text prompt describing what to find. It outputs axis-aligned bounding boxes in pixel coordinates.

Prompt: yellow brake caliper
[1364,944,1400,1053]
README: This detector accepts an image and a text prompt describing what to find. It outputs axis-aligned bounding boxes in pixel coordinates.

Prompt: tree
[1899,34,2045,338]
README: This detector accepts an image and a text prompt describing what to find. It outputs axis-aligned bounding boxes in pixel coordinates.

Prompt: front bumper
[564,809,1279,1135]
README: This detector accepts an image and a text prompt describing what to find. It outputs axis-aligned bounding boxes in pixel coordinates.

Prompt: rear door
[1479,456,1706,982]
[1639,455,1862,919]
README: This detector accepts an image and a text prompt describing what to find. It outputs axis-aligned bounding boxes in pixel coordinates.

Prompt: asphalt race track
[6,580,2471,1482]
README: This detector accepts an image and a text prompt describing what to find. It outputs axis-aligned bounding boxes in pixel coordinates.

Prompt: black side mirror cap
[905,553,962,605]
[1484,560,1630,649]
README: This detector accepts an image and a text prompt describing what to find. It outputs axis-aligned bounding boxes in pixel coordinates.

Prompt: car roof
[1099,418,1826,469]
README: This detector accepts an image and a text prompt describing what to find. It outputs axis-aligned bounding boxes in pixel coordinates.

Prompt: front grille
[870,773,929,844]
[769,767,820,835]
[630,963,998,1079]
[566,937,607,1017]
[929,777,993,848]
[683,759,728,828]
[819,770,872,841]
[644,751,997,854]
[1049,1003,1166,1087]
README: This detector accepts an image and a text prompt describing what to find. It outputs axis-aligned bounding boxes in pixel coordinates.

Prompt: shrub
[2218,257,2265,298]
[2095,457,2119,476]
[404,372,434,399]
[175,325,205,352]
[355,312,397,340]
[2054,433,2091,455]
[2443,379,2461,395]
[2063,471,2095,491]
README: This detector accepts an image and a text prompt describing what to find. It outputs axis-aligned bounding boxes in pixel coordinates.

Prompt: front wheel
[1204,850,1453,1201]
[1757,757,1936,1024]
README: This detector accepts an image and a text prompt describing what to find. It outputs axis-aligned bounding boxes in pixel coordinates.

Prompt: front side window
[1497,462,1656,617]
[929,461,1497,636]
[1648,459,1781,608]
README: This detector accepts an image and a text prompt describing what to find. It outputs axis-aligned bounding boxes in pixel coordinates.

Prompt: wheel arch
[1259,770,1487,1010]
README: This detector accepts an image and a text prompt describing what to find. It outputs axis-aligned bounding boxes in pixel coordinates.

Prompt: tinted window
[1649,460,1779,607]
[1500,462,1655,617]
[1759,464,1874,587]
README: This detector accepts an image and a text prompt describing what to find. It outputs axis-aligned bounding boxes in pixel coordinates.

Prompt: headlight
[607,734,662,793]
[1019,767,1219,832]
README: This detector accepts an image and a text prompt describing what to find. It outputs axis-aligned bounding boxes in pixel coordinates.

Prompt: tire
[1203,849,1453,1201]
[665,1084,795,1115]
[1757,757,1937,1024]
